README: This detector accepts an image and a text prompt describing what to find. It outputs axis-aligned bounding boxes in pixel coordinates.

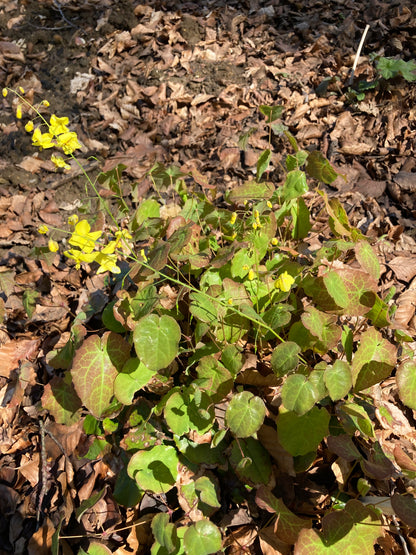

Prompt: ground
[0,0,416,553]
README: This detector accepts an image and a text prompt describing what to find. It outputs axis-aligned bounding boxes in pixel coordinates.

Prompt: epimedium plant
[347,54,416,102]
[4,87,416,553]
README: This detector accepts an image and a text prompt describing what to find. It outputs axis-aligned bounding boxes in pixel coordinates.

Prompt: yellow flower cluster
[38,218,132,275]
[3,87,81,171]
[64,220,132,274]
[30,114,82,162]
[252,209,262,230]
[274,271,295,292]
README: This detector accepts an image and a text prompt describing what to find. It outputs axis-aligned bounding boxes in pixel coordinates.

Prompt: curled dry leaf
[394,276,416,328]
[0,339,40,379]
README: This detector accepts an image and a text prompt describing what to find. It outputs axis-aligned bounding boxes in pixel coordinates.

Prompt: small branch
[52,0,79,29]
[347,24,370,87]
[36,420,48,529]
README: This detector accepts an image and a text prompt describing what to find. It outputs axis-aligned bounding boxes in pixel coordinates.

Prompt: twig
[52,0,79,29]
[392,515,410,555]
[347,24,370,87]
[36,419,48,529]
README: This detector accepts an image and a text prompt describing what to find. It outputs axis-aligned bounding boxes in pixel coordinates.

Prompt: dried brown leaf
[394,277,416,328]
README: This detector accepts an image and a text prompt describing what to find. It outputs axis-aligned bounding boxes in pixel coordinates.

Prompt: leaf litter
[0,0,416,552]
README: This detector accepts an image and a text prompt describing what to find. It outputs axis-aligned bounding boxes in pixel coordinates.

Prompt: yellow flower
[51,154,70,170]
[2,88,7,97]
[267,201,273,208]
[18,86,25,94]
[56,131,81,155]
[95,244,120,274]
[25,121,34,133]
[48,239,59,252]
[38,225,49,234]
[274,271,295,292]
[115,229,132,242]
[230,212,237,225]
[248,269,256,281]
[64,249,96,269]
[68,214,79,226]
[230,232,237,240]
[16,105,22,119]
[49,114,69,136]
[227,298,233,305]
[271,238,278,246]
[32,127,55,150]
[252,222,258,230]
[140,248,148,263]
[69,220,102,253]
[41,100,50,107]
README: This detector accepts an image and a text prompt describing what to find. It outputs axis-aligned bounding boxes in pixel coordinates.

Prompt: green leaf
[354,241,380,281]
[256,486,312,544]
[164,390,214,436]
[75,488,106,522]
[189,291,218,325]
[365,293,391,328]
[291,197,311,239]
[341,326,353,363]
[152,513,177,553]
[23,289,40,318]
[230,437,272,485]
[338,402,375,438]
[396,359,416,410]
[85,543,112,555]
[351,328,396,391]
[230,248,256,279]
[113,466,143,508]
[102,301,126,333]
[256,149,272,182]
[128,285,158,320]
[133,314,181,372]
[301,306,341,353]
[228,181,274,203]
[306,150,339,184]
[221,345,244,376]
[286,150,308,171]
[323,268,377,316]
[71,332,130,418]
[270,342,300,377]
[324,361,352,401]
[183,520,222,555]
[397,58,416,82]
[225,391,266,437]
[51,517,63,555]
[195,476,221,509]
[128,445,179,494]
[276,407,330,456]
[295,499,381,553]
[134,199,160,227]
[114,358,157,405]
[280,170,308,201]
[259,104,284,123]
[195,356,233,403]
[41,374,82,425]
[282,375,317,416]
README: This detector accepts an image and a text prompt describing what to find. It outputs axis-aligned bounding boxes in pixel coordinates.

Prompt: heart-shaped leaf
[133,314,181,371]
[226,391,266,437]
[71,333,130,418]
[127,445,179,494]
[183,520,222,555]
